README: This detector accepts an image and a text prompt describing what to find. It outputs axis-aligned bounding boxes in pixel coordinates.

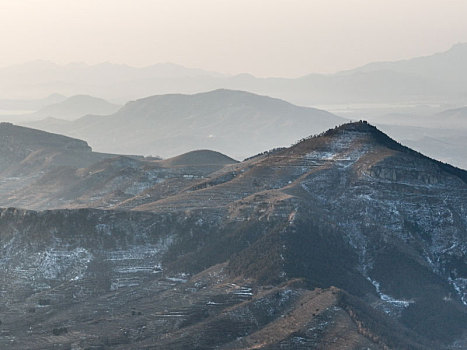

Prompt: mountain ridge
[302,121,467,182]
[2,43,467,107]
[343,42,467,82]
[33,94,120,120]
[21,89,346,159]
[0,121,466,348]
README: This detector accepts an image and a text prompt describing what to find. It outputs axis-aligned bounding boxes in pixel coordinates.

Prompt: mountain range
[0,121,466,349]
[20,89,467,169]
[27,94,120,121]
[0,93,66,112]
[1,95,120,123]
[21,89,345,160]
[1,43,467,108]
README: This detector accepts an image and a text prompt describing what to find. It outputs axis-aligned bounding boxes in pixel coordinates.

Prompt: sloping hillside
[21,89,346,159]
[0,122,465,349]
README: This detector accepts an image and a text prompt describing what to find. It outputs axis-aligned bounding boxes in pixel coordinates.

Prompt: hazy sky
[1,0,467,77]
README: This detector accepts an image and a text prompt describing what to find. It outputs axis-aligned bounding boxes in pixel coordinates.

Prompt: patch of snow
[449,277,467,306]
[124,181,152,196]
[368,277,413,309]
[166,273,189,283]
[166,277,188,283]
[95,223,112,236]
[35,247,92,281]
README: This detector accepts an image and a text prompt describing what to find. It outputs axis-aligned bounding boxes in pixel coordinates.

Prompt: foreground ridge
[0,121,466,349]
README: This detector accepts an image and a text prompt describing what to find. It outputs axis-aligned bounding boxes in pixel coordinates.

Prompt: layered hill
[435,106,467,127]
[0,122,466,349]
[0,122,109,174]
[346,42,467,87]
[0,124,238,210]
[0,93,66,112]
[2,44,467,108]
[26,94,121,121]
[1,95,120,124]
[21,89,345,159]
[21,90,467,169]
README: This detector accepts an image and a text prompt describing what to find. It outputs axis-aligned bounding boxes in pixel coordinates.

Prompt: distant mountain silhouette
[345,42,467,84]
[0,93,66,112]
[29,94,121,120]
[1,44,467,106]
[22,89,345,159]
[1,94,120,123]
[435,105,467,126]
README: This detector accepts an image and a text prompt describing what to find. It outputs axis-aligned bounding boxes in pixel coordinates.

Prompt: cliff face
[0,122,466,349]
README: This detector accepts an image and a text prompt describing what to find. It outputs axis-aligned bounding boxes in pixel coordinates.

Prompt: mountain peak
[324,120,398,143]
[33,94,121,120]
[162,149,238,166]
[293,120,394,148]
[286,121,467,185]
[329,119,374,132]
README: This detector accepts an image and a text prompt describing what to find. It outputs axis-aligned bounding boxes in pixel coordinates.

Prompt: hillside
[374,124,467,169]
[21,89,345,159]
[161,150,238,167]
[0,124,237,210]
[4,94,121,124]
[0,122,109,173]
[30,94,120,120]
[0,122,465,349]
[0,93,66,112]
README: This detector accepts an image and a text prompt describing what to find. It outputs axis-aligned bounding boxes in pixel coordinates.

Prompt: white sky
[1,0,467,77]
